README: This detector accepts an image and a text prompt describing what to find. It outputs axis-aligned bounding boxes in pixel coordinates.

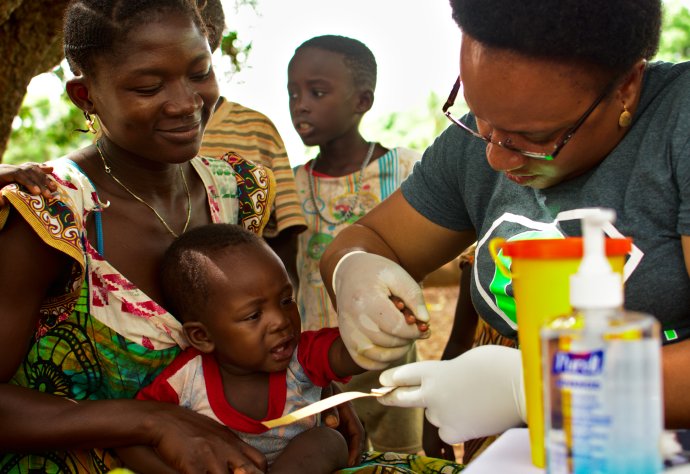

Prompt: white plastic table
[462,428,543,474]
[462,427,690,473]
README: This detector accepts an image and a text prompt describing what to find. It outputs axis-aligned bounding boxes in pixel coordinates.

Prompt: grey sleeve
[400,124,478,232]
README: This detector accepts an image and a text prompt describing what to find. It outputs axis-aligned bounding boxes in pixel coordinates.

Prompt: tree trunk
[0,0,68,162]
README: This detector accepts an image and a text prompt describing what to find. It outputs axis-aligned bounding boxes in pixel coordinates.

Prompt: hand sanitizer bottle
[541,208,663,474]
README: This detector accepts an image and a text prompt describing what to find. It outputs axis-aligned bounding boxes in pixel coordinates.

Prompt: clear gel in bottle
[542,208,663,474]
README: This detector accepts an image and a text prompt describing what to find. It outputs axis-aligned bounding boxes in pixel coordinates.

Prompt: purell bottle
[541,209,663,474]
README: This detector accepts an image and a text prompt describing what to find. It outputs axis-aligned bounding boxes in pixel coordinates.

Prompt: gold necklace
[95,142,192,238]
[307,141,375,226]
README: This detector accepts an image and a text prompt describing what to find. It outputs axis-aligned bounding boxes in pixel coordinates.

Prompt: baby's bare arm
[116,446,176,474]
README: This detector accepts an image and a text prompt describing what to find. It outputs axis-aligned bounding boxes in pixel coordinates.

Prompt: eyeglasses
[442,76,614,161]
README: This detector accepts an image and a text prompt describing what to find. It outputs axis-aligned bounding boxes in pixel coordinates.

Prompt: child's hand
[0,163,56,206]
[318,383,365,467]
[320,383,340,428]
[390,295,430,334]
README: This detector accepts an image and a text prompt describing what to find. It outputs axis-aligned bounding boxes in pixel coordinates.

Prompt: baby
[129,223,366,473]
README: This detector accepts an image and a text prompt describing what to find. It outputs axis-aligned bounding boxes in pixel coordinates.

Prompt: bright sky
[218,0,460,165]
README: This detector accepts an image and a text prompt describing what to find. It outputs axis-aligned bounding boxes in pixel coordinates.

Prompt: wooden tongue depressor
[262,386,397,429]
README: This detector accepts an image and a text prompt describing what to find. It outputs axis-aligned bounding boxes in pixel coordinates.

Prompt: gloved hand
[378,345,527,444]
[332,251,430,370]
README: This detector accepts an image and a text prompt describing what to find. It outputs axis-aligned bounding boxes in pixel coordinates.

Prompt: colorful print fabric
[0,153,273,473]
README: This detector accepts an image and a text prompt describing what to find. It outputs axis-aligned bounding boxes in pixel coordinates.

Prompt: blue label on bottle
[552,350,604,376]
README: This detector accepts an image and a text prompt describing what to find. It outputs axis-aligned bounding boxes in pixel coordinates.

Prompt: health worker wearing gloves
[320,0,690,445]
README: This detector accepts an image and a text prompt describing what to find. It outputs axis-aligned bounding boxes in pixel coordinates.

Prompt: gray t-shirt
[402,61,690,344]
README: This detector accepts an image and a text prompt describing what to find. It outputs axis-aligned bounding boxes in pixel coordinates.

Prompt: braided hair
[198,0,225,52]
[295,35,378,92]
[63,0,208,75]
[449,0,662,77]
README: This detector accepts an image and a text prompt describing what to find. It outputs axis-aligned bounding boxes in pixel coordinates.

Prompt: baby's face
[202,243,301,374]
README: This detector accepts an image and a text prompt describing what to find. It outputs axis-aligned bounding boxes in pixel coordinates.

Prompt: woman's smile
[157,121,202,144]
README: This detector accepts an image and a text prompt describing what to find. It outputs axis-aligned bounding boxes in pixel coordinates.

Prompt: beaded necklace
[307,142,375,226]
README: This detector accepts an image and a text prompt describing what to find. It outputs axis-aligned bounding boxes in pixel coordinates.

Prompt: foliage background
[1,0,254,165]
[5,0,690,165]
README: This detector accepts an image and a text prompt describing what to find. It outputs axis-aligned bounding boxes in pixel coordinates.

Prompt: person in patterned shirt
[0,1,275,472]
[198,0,306,288]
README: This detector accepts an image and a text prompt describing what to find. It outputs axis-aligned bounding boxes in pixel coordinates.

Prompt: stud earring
[618,104,632,128]
[76,111,97,134]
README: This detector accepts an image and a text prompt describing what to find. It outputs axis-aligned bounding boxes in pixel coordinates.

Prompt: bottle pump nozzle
[569,208,623,309]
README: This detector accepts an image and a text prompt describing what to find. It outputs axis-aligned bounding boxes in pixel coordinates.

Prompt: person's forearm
[329,337,367,378]
[320,189,476,304]
[320,223,400,305]
[442,265,479,361]
[0,384,156,451]
[116,446,177,474]
[662,338,690,428]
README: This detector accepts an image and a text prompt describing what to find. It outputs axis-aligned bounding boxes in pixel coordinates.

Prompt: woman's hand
[378,345,526,444]
[145,402,268,474]
[0,163,56,206]
[332,251,430,370]
[319,383,366,467]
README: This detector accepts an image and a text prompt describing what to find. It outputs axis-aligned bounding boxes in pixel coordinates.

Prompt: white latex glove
[378,345,527,444]
[333,251,430,370]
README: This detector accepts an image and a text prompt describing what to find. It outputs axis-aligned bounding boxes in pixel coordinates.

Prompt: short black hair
[160,224,264,323]
[63,0,207,75]
[295,34,377,91]
[449,0,662,77]
[198,0,225,52]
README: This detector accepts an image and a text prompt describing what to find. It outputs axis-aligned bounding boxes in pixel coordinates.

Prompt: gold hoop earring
[76,111,97,134]
[618,104,632,128]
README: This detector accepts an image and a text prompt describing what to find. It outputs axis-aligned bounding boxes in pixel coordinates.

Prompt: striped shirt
[200,99,306,238]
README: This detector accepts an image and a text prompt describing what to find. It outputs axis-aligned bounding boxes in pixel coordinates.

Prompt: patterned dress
[293,147,420,330]
[0,153,274,473]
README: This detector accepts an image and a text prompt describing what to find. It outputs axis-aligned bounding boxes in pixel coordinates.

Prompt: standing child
[288,35,423,454]
[124,223,365,473]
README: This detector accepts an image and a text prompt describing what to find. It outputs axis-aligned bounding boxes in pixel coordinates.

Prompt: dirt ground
[417,285,460,363]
